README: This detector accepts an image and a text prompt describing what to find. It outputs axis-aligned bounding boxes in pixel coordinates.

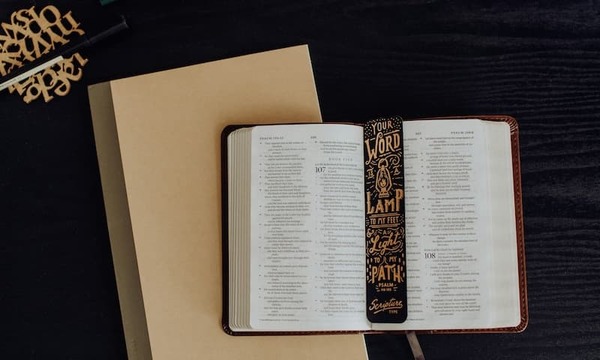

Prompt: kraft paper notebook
[88,46,367,360]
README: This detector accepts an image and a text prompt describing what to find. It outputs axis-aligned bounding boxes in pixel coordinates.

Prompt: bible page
[249,124,370,331]
[373,119,518,331]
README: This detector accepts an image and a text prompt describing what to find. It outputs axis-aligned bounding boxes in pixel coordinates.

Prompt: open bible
[221,116,527,335]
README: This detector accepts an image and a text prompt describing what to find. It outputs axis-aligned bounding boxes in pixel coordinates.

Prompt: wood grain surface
[1,0,599,359]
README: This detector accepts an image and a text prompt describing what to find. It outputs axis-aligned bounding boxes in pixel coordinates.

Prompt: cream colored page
[227,128,254,330]
[249,124,369,331]
[485,122,521,327]
[375,120,494,330]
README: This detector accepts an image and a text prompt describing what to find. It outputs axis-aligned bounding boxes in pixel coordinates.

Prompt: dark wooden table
[2,0,599,359]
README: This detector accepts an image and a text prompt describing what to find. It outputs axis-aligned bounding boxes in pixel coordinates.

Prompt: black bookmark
[364,117,407,323]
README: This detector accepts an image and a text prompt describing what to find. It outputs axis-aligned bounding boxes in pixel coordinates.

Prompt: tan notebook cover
[88,45,367,360]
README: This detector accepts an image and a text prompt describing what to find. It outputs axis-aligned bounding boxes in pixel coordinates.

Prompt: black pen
[0,15,128,91]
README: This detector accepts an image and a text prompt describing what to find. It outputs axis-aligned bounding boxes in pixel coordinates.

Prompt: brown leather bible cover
[221,115,528,335]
